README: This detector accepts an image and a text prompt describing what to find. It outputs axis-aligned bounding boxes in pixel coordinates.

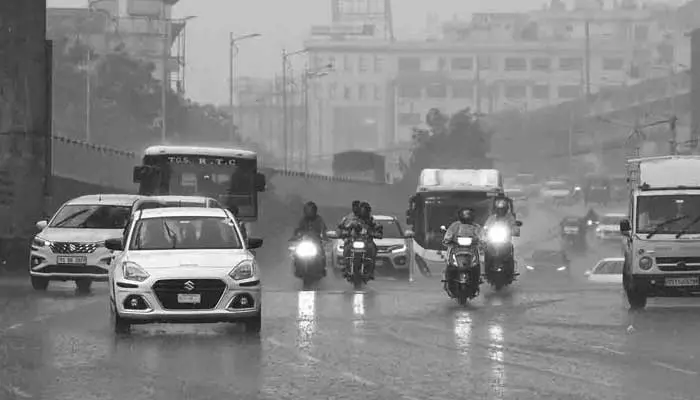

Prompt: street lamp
[282,48,307,171]
[229,33,261,143]
[302,63,333,173]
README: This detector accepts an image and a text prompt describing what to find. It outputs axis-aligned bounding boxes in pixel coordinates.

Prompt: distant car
[596,212,626,240]
[523,249,571,276]
[106,207,263,334]
[29,194,141,293]
[541,181,571,200]
[331,214,414,277]
[585,257,623,284]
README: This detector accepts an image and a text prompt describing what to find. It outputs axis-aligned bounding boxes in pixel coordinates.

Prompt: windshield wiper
[646,215,689,238]
[52,209,90,227]
[162,220,178,249]
[676,214,700,238]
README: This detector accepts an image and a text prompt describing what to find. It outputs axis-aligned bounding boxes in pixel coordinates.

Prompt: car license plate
[56,256,87,265]
[177,293,201,304]
[665,277,699,287]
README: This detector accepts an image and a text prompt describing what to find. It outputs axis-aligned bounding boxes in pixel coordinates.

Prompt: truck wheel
[31,276,49,291]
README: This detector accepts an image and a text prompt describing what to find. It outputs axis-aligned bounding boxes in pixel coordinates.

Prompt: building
[46,0,190,93]
[301,0,689,177]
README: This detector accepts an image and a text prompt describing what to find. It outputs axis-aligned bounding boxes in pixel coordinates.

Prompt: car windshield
[636,194,700,234]
[594,261,623,274]
[49,204,132,229]
[546,182,568,190]
[531,250,564,263]
[129,216,242,250]
[563,217,580,225]
[376,219,403,238]
[424,194,491,249]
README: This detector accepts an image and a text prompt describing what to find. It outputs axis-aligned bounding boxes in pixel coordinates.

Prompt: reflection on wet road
[2,213,700,398]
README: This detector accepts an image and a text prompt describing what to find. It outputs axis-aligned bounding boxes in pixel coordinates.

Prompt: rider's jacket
[443,221,483,245]
[338,212,360,230]
[294,215,327,240]
[342,216,382,239]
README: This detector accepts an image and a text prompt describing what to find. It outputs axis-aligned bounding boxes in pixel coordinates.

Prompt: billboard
[127,0,163,17]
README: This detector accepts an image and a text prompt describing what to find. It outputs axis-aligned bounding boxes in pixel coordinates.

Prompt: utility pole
[282,49,288,171]
[85,49,91,143]
[229,32,235,143]
[160,0,169,143]
[302,67,309,174]
[584,19,591,99]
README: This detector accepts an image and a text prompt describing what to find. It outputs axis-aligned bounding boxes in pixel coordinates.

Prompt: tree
[397,107,493,190]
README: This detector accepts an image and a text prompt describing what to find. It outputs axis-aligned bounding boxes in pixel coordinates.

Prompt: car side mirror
[105,238,124,251]
[619,219,631,233]
[35,220,48,231]
[247,237,263,249]
[515,220,523,227]
[440,225,447,232]
[404,229,414,238]
[326,230,339,239]
[255,172,266,192]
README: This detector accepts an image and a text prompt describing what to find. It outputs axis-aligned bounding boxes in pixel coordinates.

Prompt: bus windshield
[422,192,492,249]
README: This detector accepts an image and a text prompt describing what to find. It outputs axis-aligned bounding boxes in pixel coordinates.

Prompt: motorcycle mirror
[326,230,338,239]
[515,220,523,227]
[403,229,414,238]
[440,225,447,232]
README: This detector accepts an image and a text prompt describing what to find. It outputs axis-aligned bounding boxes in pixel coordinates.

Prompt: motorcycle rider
[442,207,484,286]
[339,201,382,280]
[292,201,328,266]
[338,200,362,229]
[483,195,517,276]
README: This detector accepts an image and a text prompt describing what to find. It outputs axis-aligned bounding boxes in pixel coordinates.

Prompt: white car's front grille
[50,242,98,254]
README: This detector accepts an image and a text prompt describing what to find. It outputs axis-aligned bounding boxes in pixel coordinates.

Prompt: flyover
[50,136,405,214]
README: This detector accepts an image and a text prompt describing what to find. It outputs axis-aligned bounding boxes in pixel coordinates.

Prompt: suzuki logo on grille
[183,281,195,291]
[69,244,76,251]
[677,262,687,269]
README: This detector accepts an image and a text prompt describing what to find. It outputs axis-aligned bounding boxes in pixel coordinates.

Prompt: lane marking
[651,361,698,376]
[591,345,626,356]
[0,299,101,334]
[266,336,424,400]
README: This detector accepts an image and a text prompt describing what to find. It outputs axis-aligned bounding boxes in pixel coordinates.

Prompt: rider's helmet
[458,207,474,224]
[351,200,361,216]
[359,202,372,220]
[303,201,318,219]
[494,198,509,217]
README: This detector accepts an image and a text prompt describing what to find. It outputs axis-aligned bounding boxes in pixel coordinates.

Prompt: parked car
[106,207,263,334]
[29,194,141,293]
[585,257,623,284]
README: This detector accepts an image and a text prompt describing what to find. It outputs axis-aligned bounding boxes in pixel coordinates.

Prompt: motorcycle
[288,234,327,287]
[484,221,522,291]
[440,226,481,305]
[328,226,378,290]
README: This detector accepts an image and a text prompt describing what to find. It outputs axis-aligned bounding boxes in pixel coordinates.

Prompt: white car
[540,181,571,200]
[596,212,626,240]
[585,257,623,284]
[332,215,413,277]
[132,195,224,211]
[106,207,263,334]
[29,194,141,293]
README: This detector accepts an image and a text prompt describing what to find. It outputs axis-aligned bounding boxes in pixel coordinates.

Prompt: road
[2,205,700,399]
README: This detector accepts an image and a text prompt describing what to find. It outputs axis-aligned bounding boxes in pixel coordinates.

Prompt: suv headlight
[229,260,257,280]
[32,237,51,247]
[122,261,149,282]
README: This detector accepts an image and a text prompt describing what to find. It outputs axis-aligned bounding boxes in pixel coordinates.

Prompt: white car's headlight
[352,241,365,249]
[295,241,318,258]
[122,261,149,282]
[32,237,51,247]
[229,260,257,280]
[391,244,407,253]
[487,226,509,244]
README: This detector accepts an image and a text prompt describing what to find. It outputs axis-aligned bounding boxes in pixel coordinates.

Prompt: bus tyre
[624,275,647,310]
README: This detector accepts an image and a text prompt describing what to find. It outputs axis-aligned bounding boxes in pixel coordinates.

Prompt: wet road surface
[2,206,700,399]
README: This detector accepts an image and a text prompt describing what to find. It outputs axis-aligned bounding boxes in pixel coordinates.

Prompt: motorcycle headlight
[352,241,365,249]
[122,261,149,282]
[595,227,601,233]
[456,237,473,246]
[487,226,509,244]
[587,219,594,226]
[32,237,51,247]
[229,259,257,280]
[295,241,318,258]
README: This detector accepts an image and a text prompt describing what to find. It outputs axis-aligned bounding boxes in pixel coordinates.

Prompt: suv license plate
[177,294,201,304]
[665,277,699,287]
[57,256,87,265]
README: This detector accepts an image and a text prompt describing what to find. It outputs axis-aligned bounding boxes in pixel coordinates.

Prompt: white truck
[621,155,700,309]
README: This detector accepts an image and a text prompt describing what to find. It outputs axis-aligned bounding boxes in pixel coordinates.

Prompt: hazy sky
[49,0,565,103]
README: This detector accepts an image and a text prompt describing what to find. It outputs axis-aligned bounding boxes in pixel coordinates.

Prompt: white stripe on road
[651,361,698,375]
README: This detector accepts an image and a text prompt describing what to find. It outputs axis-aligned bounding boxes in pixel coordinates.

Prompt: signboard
[167,156,239,166]
[127,0,163,17]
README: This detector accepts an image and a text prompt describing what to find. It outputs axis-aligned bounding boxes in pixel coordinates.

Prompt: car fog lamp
[487,226,509,244]
[639,256,653,270]
[240,297,249,306]
[295,241,318,258]
[352,241,365,249]
[130,298,139,308]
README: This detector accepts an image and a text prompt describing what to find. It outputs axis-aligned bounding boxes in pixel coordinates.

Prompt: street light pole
[228,33,261,143]
[160,1,170,143]
[282,49,288,170]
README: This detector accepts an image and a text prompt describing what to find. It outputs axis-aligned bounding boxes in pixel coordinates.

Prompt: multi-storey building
[47,0,189,92]
[301,0,688,177]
